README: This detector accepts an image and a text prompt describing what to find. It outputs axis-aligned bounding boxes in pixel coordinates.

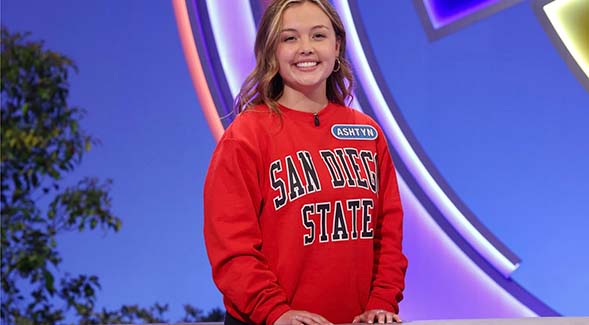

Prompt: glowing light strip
[172,0,224,141]
[334,0,518,277]
[423,0,500,29]
[350,97,362,112]
[205,0,257,97]
[397,174,537,317]
[544,0,589,78]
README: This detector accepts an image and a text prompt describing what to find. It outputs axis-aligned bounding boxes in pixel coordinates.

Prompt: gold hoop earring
[333,57,341,72]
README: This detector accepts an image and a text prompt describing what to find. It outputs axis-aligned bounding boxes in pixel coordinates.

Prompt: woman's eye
[283,36,296,42]
[313,33,326,39]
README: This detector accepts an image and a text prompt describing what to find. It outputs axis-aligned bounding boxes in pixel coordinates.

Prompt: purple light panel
[424,0,501,28]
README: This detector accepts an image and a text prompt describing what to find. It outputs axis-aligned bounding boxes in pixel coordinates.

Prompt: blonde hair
[234,0,354,114]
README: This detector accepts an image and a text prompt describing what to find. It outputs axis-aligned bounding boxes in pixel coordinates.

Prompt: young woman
[203,1,408,324]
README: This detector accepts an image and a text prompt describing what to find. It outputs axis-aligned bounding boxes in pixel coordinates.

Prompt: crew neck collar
[278,102,338,121]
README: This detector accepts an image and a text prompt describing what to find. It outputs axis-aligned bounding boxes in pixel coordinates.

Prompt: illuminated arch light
[334,0,518,278]
[173,0,519,275]
[172,0,224,140]
[413,0,524,40]
[205,0,257,97]
[533,0,589,92]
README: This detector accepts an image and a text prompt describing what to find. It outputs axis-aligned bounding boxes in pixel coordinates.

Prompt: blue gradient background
[2,0,588,320]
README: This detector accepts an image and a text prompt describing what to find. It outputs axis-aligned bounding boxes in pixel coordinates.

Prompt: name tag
[331,124,378,140]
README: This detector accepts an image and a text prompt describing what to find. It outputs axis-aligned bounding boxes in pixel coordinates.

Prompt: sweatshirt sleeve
[204,133,290,324]
[365,129,408,314]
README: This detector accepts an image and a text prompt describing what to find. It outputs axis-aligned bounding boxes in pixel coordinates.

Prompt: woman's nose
[299,38,314,55]
[300,48,313,55]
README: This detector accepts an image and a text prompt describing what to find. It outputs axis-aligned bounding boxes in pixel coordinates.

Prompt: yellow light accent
[545,0,589,78]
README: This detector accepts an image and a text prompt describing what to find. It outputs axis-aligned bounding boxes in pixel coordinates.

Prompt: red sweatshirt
[204,102,407,324]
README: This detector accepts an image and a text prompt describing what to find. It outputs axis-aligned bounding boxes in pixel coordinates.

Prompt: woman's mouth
[295,61,319,68]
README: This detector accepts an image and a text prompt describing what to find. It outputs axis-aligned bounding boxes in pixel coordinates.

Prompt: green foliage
[1,26,121,324]
[1,26,224,324]
[80,304,224,324]
[82,303,169,324]
[181,305,225,323]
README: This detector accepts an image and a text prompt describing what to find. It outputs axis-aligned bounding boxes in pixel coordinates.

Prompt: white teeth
[296,61,318,68]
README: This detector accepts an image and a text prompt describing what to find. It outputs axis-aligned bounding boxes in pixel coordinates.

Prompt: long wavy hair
[234,0,354,114]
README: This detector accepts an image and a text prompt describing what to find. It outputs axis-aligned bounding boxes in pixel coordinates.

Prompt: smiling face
[275,1,340,101]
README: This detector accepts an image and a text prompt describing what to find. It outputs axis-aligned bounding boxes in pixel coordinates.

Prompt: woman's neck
[278,85,329,114]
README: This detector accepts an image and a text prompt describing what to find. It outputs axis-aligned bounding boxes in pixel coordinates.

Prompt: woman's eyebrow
[310,24,329,30]
[280,25,330,33]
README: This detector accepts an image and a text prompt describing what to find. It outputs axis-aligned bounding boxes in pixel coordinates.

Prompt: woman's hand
[274,310,333,325]
[352,309,402,323]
